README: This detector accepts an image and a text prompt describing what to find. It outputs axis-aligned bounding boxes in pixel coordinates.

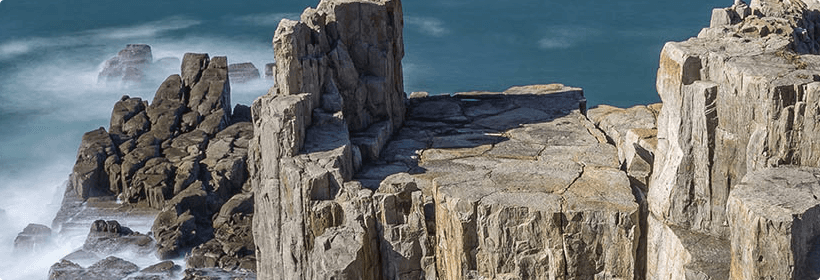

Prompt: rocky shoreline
[15,0,820,279]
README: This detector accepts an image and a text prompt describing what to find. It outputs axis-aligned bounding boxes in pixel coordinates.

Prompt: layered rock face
[270,0,406,133]
[648,0,820,278]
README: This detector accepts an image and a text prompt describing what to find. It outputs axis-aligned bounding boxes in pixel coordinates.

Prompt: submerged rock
[13,223,53,253]
[99,44,153,83]
[228,62,261,83]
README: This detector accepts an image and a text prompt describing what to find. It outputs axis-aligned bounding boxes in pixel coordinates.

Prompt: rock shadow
[353,85,586,190]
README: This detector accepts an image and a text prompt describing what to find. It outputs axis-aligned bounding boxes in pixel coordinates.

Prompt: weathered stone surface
[99,44,153,83]
[228,62,261,83]
[271,0,406,133]
[650,0,820,237]
[727,167,820,280]
[49,256,139,280]
[645,215,729,280]
[70,128,117,199]
[181,267,256,280]
[126,261,182,279]
[645,1,820,278]
[373,173,435,279]
[81,220,155,256]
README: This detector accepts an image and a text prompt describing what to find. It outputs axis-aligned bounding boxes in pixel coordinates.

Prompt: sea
[0,0,726,279]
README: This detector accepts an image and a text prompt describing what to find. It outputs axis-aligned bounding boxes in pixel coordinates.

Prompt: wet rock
[126,261,182,279]
[82,220,155,256]
[212,192,253,229]
[153,209,200,260]
[110,95,148,138]
[231,104,251,124]
[13,223,53,253]
[48,259,85,280]
[49,256,139,280]
[181,267,256,280]
[228,62,261,83]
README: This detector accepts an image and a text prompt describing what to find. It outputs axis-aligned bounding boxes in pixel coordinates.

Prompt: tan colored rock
[373,173,435,280]
[404,87,641,280]
[271,0,406,133]
[727,167,820,280]
[645,214,729,280]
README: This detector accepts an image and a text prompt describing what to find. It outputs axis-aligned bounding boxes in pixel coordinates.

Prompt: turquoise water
[0,0,726,278]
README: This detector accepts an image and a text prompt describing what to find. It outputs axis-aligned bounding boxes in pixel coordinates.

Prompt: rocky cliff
[250,0,653,279]
[46,53,258,279]
[648,0,820,279]
[33,0,820,279]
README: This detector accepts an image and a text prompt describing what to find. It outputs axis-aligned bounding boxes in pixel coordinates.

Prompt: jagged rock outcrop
[52,52,257,277]
[647,0,820,278]
[251,0,405,278]
[228,62,261,83]
[99,44,153,83]
[270,0,406,133]
[250,0,644,279]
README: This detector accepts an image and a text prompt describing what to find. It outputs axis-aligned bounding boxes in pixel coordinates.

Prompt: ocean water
[0,0,726,279]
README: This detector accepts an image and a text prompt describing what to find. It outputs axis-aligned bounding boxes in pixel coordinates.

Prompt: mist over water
[0,0,727,279]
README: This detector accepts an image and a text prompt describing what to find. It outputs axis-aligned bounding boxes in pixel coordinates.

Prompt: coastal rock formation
[53,52,256,276]
[13,223,53,253]
[44,0,820,278]
[727,167,820,280]
[48,256,139,280]
[250,0,645,279]
[647,0,820,278]
[228,62,261,83]
[98,44,154,83]
[80,220,154,256]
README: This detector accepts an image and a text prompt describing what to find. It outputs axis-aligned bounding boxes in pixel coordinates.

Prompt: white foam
[537,26,599,50]
[89,17,201,40]
[405,16,449,37]
[232,12,300,26]
[0,16,200,60]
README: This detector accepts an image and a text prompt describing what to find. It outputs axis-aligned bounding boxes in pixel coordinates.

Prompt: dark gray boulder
[82,220,155,256]
[48,256,139,280]
[70,128,117,199]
